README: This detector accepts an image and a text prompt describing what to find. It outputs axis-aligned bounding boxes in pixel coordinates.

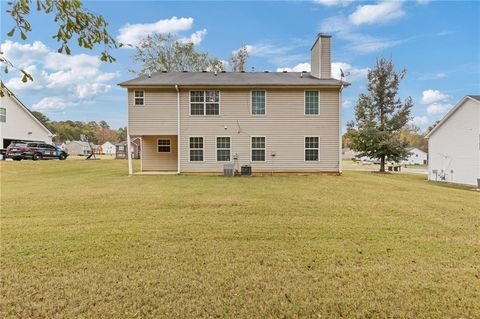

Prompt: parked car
[6,141,68,161]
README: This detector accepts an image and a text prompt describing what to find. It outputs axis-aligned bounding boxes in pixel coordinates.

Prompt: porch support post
[175,84,181,174]
[127,132,133,175]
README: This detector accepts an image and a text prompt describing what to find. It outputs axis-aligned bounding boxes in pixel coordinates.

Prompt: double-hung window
[251,90,266,115]
[305,137,319,161]
[190,90,220,115]
[251,137,266,162]
[0,108,5,122]
[134,90,144,106]
[305,91,319,115]
[216,137,231,161]
[189,137,204,161]
[157,139,171,153]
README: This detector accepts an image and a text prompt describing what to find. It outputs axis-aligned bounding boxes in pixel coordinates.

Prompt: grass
[1,160,479,318]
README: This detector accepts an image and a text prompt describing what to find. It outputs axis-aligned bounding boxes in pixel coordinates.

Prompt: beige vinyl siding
[141,135,177,171]
[310,40,320,79]
[320,37,331,79]
[178,88,340,173]
[128,89,178,135]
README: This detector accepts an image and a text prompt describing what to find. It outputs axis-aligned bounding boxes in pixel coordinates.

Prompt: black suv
[6,142,68,161]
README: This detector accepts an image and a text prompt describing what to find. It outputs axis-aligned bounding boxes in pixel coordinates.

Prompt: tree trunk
[380,155,385,172]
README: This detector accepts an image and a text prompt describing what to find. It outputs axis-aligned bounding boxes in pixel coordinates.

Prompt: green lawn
[1,160,479,318]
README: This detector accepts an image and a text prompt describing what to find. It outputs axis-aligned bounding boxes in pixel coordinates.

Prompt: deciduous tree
[347,58,413,172]
[131,33,223,75]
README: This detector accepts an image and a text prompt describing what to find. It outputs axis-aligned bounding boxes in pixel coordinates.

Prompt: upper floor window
[251,90,266,115]
[190,90,220,116]
[305,91,319,115]
[216,137,231,161]
[305,137,319,161]
[189,137,204,161]
[251,136,266,162]
[0,108,5,122]
[157,139,171,153]
[134,90,144,106]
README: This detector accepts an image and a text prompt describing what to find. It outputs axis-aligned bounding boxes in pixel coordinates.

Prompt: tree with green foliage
[131,33,223,75]
[347,58,413,172]
[229,45,248,72]
[1,0,119,95]
[398,125,428,152]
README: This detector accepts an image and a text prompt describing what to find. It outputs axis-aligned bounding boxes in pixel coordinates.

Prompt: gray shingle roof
[467,95,480,102]
[118,71,345,87]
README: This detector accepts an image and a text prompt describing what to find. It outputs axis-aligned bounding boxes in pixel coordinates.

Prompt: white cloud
[418,72,446,80]
[312,0,353,6]
[1,40,118,111]
[349,2,405,25]
[277,61,368,82]
[409,116,429,126]
[332,62,369,81]
[417,0,431,4]
[277,63,311,72]
[32,97,78,111]
[427,103,451,115]
[421,89,449,104]
[342,100,353,109]
[179,29,207,45]
[320,15,406,54]
[117,17,194,46]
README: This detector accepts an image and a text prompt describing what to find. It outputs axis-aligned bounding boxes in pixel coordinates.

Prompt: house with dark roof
[426,95,480,186]
[0,86,54,149]
[115,138,141,159]
[119,34,347,174]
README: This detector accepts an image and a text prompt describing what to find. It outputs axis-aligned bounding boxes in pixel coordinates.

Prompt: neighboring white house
[426,95,480,186]
[101,141,116,155]
[401,147,428,165]
[64,141,93,156]
[0,87,54,148]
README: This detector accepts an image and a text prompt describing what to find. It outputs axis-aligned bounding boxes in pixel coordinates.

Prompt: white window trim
[250,136,267,162]
[189,90,221,116]
[215,136,232,162]
[133,90,145,106]
[304,136,320,162]
[250,90,267,116]
[188,136,205,162]
[304,90,320,116]
[157,138,171,153]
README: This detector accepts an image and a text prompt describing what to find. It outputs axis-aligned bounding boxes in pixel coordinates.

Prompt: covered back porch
[129,135,178,174]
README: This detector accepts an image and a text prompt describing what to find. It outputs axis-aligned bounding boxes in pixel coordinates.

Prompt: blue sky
[1,0,479,130]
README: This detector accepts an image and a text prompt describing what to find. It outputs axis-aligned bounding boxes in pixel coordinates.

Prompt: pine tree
[347,58,413,172]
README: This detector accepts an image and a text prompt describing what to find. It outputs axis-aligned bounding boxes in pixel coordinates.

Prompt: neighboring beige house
[64,141,93,156]
[119,34,347,174]
[0,87,53,149]
[426,95,480,186]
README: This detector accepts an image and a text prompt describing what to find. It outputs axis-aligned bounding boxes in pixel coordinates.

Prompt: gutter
[175,84,181,174]
[339,83,345,174]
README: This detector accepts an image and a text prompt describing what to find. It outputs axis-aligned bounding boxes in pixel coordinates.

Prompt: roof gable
[1,86,53,136]
[425,95,480,138]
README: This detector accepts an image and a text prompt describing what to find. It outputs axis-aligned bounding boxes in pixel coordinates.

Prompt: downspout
[175,84,181,174]
[339,84,344,174]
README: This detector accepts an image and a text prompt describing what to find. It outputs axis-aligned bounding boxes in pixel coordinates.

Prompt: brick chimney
[310,33,331,79]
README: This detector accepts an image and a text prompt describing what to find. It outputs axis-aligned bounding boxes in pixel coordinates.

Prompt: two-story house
[119,34,347,174]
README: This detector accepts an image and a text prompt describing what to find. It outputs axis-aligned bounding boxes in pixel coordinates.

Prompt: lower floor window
[216,137,231,161]
[189,137,204,161]
[251,136,266,161]
[305,137,319,161]
[157,139,171,152]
